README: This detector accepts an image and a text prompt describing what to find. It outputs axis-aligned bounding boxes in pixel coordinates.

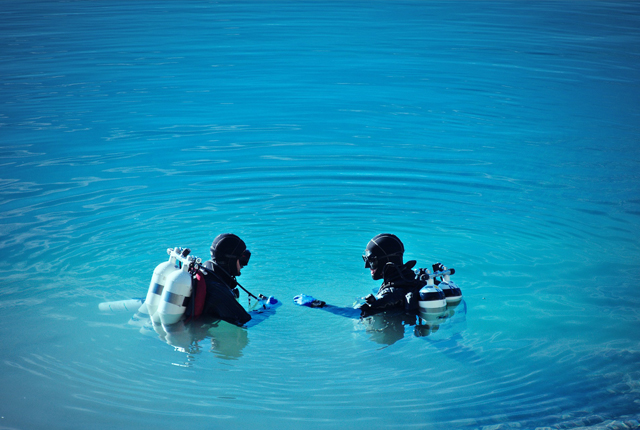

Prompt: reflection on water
[361,302,467,347]
[128,301,281,363]
[129,300,466,360]
[142,319,249,363]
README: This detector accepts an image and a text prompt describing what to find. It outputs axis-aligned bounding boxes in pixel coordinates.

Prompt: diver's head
[210,233,251,277]
[362,233,404,280]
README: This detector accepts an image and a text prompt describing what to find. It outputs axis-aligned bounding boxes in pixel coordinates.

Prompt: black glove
[358,303,372,317]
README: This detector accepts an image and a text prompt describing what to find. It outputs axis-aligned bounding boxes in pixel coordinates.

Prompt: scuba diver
[101,233,280,359]
[358,233,426,317]
[294,233,430,317]
[293,233,464,346]
[201,233,253,326]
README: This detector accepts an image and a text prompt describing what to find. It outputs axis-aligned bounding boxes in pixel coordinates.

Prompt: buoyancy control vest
[365,261,426,313]
[382,260,426,310]
[182,271,207,321]
[201,260,251,326]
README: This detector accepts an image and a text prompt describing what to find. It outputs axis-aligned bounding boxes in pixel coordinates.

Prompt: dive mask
[239,249,251,267]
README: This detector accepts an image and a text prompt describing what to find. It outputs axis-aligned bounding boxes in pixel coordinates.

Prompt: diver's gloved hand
[293,294,326,308]
[358,303,372,317]
[259,296,281,309]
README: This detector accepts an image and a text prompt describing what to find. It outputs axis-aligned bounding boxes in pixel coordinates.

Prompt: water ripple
[1,1,639,429]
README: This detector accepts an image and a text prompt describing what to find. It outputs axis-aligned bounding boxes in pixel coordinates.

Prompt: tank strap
[164,290,190,307]
[151,283,164,295]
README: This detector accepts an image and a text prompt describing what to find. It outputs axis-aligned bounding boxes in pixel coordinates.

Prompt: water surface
[1,1,639,429]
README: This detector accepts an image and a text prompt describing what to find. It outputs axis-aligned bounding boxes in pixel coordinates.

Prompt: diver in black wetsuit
[292,233,461,346]
[201,233,252,326]
[358,233,426,317]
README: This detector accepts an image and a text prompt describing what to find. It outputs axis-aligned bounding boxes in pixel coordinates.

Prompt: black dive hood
[210,233,247,277]
[363,233,405,280]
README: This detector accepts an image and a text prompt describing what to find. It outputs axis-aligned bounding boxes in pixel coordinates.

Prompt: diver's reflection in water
[361,312,417,346]
[321,300,467,347]
[419,301,480,365]
[415,301,467,338]
[134,304,279,361]
[139,318,248,360]
[362,302,466,346]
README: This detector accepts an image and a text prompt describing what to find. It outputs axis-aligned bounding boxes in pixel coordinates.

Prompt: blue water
[1,1,640,429]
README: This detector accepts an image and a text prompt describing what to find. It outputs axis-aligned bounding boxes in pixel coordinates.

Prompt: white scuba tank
[156,260,193,326]
[418,276,447,311]
[439,280,463,304]
[437,268,462,304]
[143,248,181,323]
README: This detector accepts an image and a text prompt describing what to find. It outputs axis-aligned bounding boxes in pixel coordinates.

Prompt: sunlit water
[1,1,639,429]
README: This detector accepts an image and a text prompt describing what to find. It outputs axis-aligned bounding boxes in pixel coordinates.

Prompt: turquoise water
[1,1,640,429]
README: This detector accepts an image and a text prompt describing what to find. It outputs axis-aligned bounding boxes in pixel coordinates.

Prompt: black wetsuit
[359,260,426,317]
[201,260,251,326]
